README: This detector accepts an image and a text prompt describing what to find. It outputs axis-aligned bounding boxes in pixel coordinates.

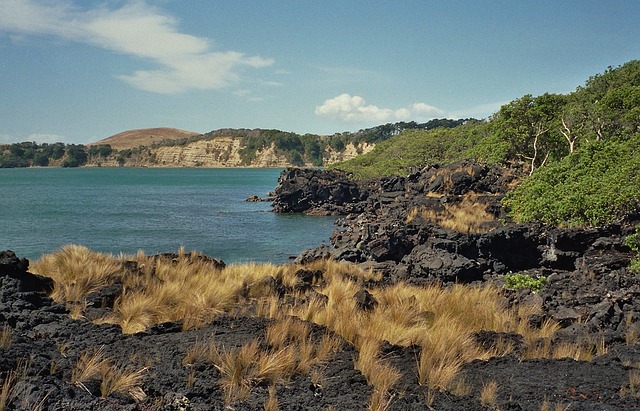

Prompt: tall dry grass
[0,369,16,411]
[355,339,401,411]
[31,245,122,318]
[184,317,341,406]
[406,192,497,233]
[71,346,146,400]
[480,380,498,408]
[0,361,31,411]
[35,245,575,408]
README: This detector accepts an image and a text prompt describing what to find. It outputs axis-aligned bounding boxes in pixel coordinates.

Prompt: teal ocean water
[0,168,336,263]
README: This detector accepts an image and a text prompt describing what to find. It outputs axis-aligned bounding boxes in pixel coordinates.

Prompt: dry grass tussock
[71,346,146,401]
[184,319,341,406]
[1,360,37,411]
[31,245,122,318]
[406,192,497,233]
[35,246,579,407]
[480,380,498,408]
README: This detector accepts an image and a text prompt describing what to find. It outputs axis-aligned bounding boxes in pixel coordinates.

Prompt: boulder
[354,289,378,312]
[272,168,366,214]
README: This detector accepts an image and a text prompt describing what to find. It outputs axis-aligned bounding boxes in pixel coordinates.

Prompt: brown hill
[90,127,200,150]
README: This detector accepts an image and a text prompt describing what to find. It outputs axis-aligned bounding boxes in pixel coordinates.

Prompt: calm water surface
[0,168,336,263]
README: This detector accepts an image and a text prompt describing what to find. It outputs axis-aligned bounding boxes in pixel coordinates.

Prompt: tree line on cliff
[0,119,467,169]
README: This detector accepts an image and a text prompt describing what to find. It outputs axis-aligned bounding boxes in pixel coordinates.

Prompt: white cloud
[315,94,445,122]
[0,0,273,94]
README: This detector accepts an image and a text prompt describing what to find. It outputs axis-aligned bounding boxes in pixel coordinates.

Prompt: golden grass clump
[98,251,283,333]
[211,339,295,404]
[539,398,570,411]
[264,385,279,411]
[71,346,110,388]
[31,245,122,318]
[355,339,401,411]
[100,365,147,401]
[185,320,342,406]
[620,369,640,398]
[625,315,640,345]
[406,192,497,233]
[480,380,499,408]
[71,346,147,400]
[0,369,16,411]
[282,267,561,396]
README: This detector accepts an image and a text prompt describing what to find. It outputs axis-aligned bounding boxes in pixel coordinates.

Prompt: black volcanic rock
[0,250,373,410]
[272,168,367,215]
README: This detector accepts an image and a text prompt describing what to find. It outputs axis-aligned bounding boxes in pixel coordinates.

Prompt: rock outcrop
[274,161,640,347]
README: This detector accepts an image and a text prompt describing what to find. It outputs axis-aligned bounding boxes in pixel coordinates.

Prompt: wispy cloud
[0,0,273,93]
[315,93,445,122]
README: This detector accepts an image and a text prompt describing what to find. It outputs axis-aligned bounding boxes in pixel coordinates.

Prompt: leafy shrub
[504,273,547,293]
[503,135,640,226]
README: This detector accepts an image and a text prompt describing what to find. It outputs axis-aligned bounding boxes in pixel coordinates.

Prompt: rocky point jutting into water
[273,161,640,343]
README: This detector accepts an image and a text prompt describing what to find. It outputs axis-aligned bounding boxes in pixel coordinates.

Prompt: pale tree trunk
[523,124,549,175]
[560,117,576,153]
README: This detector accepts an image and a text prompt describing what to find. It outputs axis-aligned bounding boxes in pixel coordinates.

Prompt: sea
[0,168,337,264]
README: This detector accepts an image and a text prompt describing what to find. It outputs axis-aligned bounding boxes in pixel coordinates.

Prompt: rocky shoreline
[274,162,640,341]
[2,162,640,410]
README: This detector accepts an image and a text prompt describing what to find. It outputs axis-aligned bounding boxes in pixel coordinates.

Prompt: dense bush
[502,135,640,226]
[332,120,489,179]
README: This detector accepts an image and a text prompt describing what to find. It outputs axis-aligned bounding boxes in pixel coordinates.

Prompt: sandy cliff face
[153,138,244,167]
[87,137,374,168]
[325,142,375,164]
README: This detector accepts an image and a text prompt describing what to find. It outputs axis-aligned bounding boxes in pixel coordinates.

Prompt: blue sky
[0,1,638,145]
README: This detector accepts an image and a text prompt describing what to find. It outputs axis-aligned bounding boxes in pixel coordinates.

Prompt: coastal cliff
[86,138,374,168]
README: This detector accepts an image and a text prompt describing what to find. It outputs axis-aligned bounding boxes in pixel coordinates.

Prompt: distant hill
[90,128,200,150]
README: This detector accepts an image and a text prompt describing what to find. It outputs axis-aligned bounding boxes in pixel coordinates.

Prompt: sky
[0,1,639,145]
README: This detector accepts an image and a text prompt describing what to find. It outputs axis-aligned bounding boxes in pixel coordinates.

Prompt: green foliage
[0,154,29,168]
[488,93,567,173]
[0,141,76,168]
[504,273,547,293]
[42,142,65,160]
[332,120,489,179]
[626,227,640,274]
[87,144,113,157]
[32,152,49,166]
[62,144,88,167]
[503,135,640,226]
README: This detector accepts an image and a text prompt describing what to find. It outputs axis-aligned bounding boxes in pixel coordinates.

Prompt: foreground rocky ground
[2,161,640,410]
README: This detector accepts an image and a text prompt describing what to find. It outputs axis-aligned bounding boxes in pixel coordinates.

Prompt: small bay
[0,168,336,263]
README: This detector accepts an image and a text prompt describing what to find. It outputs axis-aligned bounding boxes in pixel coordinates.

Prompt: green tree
[88,144,113,157]
[490,93,566,174]
[32,152,49,166]
[62,144,88,167]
